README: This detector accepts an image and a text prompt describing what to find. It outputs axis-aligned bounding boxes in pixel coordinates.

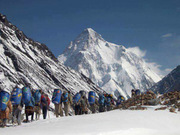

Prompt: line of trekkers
[0,86,50,127]
[0,86,127,128]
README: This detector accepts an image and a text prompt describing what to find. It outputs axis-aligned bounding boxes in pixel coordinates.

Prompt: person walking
[80,95,89,114]
[98,94,106,112]
[0,90,12,127]
[25,96,35,122]
[73,93,81,115]
[62,91,73,116]
[41,93,50,119]
[33,90,42,120]
[11,86,23,125]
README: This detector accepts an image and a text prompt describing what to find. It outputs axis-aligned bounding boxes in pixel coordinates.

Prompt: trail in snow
[1,107,180,135]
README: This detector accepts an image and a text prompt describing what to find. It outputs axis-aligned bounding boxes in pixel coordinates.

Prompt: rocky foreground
[117,91,180,113]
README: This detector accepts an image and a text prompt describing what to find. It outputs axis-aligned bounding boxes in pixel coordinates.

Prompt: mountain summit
[0,14,102,94]
[58,28,161,98]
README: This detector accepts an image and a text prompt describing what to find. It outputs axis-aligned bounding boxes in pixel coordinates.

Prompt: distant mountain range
[58,28,161,98]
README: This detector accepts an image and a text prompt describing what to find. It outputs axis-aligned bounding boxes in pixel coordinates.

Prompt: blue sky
[0,0,180,75]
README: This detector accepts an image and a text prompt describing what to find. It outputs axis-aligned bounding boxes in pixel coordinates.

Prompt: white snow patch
[1,107,180,135]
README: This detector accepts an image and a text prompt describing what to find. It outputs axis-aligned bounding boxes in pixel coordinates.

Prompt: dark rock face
[151,65,180,94]
[0,13,102,95]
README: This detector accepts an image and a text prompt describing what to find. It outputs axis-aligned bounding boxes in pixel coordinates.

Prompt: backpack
[135,89,141,96]
[0,91,10,111]
[73,93,81,104]
[22,87,32,105]
[11,88,22,105]
[41,95,48,106]
[98,95,105,105]
[88,91,95,105]
[62,92,68,102]
[52,89,62,104]
[25,96,35,107]
[33,90,41,104]
[106,97,111,106]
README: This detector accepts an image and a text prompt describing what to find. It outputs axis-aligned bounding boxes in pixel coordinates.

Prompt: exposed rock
[0,13,103,95]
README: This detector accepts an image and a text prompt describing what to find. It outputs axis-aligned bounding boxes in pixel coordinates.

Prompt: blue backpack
[62,92,68,102]
[73,93,81,104]
[22,87,32,105]
[26,97,35,107]
[33,90,41,104]
[11,88,22,105]
[0,91,10,111]
[52,89,62,104]
[88,91,96,105]
[98,94,105,105]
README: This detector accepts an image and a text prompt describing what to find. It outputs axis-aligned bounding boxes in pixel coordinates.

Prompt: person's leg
[85,110,88,114]
[99,105,102,112]
[31,113,34,121]
[3,118,7,127]
[55,104,59,117]
[64,103,70,116]
[59,104,63,117]
[43,106,47,119]
[17,110,21,125]
[42,107,45,119]
[92,104,96,113]
[36,112,38,120]
[2,118,7,127]
[12,106,16,124]
[26,113,29,122]
[78,105,81,115]
[75,105,78,115]
[37,106,40,120]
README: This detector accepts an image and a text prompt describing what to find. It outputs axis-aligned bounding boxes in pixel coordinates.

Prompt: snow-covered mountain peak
[73,28,105,47]
[0,13,103,95]
[59,28,161,99]
[84,28,95,34]
[81,28,101,38]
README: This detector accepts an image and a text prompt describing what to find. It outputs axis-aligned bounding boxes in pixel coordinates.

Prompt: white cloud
[161,33,173,38]
[160,68,172,77]
[165,68,172,72]
[127,46,146,58]
[127,46,170,78]
[147,62,164,77]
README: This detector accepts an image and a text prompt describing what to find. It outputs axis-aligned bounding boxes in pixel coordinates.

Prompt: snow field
[1,107,180,135]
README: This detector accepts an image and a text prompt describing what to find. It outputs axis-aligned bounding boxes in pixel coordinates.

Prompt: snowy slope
[58,28,161,99]
[0,13,102,95]
[151,65,180,94]
[1,107,180,135]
